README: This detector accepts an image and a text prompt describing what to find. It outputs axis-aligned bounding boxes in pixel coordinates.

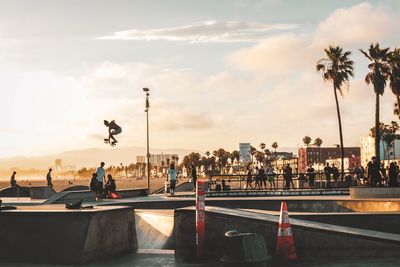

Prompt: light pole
[143,88,151,193]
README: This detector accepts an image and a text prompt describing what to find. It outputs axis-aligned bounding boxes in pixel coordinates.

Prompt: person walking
[245,167,254,190]
[167,163,178,196]
[95,162,106,200]
[10,171,17,187]
[190,164,197,190]
[306,165,315,189]
[283,164,294,190]
[324,163,332,189]
[46,168,53,188]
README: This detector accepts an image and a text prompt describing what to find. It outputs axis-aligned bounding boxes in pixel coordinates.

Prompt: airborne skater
[104,120,122,146]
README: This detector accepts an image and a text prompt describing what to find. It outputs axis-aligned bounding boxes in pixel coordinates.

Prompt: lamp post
[143,88,151,193]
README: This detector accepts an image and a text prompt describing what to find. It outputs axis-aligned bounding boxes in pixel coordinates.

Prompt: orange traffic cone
[275,201,297,260]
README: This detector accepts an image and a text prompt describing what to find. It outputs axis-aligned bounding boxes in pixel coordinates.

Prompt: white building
[136,153,178,166]
[360,134,400,166]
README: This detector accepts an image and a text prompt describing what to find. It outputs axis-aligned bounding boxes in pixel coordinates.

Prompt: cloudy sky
[0,0,400,157]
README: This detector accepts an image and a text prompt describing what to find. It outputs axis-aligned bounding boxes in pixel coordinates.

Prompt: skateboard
[104,139,117,147]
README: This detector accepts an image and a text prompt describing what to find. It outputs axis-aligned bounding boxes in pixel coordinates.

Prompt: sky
[0,0,400,158]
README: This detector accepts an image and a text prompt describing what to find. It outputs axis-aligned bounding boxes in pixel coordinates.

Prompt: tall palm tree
[317,45,354,179]
[303,136,312,147]
[205,151,210,157]
[360,43,390,165]
[389,48,400,119]
[260,143,266,151]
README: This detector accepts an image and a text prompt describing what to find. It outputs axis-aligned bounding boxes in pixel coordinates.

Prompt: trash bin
[220,230,270,266]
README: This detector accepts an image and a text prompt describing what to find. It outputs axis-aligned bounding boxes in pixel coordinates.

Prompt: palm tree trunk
[375,93,380,164]
[333,86,345,180]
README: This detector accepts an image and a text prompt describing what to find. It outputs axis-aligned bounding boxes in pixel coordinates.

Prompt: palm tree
[260,143,266,151]
[205,151,210,157]
[317,45,354,179]
[271,142,278,153]
[389,48,400,119]
[303,136,312,147]
[360,43,390,165]
[314,137,323,164]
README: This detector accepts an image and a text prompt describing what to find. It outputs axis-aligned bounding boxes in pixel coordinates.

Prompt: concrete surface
[135,210,174,249]
[0,205,137,264]
[174,206,400,261]
[0,186,30,197]
[350,187,400,198]
[29,186,56,199]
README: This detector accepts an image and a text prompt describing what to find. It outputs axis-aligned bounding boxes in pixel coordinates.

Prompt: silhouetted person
[283,164,294,190]
[104,120,122,146]
[46,168,53,187]
[368,157,382,187]
[266,166,276,190]
[95,162,106,200]
[245,167,254,190]
[105,174,116,195]
[10,171,17,187]
[190,164,197,190]
[255,166,261,190]
[307,165,315,189]
[324,163,332,189]
[388,162,398,187]
[332,164,339,187]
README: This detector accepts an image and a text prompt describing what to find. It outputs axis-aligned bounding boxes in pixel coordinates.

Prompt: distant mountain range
[0,146,198,170]
[0,146,299,170]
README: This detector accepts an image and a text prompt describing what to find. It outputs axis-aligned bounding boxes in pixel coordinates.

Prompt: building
[136,153,179,166]
[360,134,400,166]
[326,156,361,172]
[298,146,360,172]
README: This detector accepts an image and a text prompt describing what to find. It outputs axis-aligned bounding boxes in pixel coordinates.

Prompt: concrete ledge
[174,206,400,260]
[0,205,136,264]
[350,187,400,198]
[0,186,30,197]
[30,186,56,199]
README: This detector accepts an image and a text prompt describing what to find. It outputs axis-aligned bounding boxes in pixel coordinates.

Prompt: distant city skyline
[1,0,400,158]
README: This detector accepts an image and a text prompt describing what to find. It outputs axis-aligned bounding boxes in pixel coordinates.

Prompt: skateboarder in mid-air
[104,120,122,146]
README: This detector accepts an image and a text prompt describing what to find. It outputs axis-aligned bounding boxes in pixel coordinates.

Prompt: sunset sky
[1,0,400,158]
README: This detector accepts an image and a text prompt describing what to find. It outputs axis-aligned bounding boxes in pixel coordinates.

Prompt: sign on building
[239,143,252,164]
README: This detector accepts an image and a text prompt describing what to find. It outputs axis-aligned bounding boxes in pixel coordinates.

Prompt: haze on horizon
[1,0,400,159]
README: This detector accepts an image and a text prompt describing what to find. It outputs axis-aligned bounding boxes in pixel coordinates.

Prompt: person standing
[10,171,17,187]
[46,168,53,188]
[324,163,332,189]
[388,162,398,187]
[258,165,266,190]
[332,164,339,188]
[283,164,294,190]
[369,157,382,187]
[167,163,178,196]
[95,162,106,200]
[245,167,253,190]
[254,166,261,190]
[190,164,197,190]
[266,165,276,190]
[306,165,315,189]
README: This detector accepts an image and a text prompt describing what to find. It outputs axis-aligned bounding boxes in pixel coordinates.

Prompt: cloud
[312,3,399,48]
[226,3,399,75]
[226,34,315,75]
[97,20,298,43]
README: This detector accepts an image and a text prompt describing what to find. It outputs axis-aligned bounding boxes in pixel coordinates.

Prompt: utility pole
[143,88,151,193]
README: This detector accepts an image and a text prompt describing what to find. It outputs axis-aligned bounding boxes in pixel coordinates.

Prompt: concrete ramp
[135,210,174,249]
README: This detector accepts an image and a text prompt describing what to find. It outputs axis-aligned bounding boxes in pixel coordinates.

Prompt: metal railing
[207,171,367,191]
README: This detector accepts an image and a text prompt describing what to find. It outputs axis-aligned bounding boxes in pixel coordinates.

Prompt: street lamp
[143,88,151,193]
